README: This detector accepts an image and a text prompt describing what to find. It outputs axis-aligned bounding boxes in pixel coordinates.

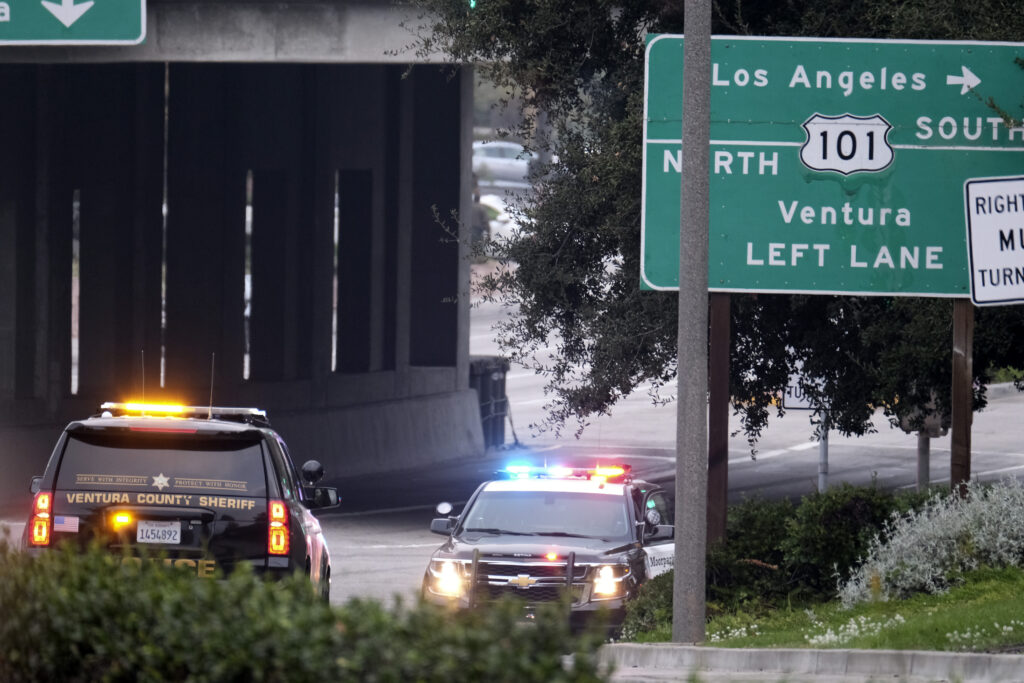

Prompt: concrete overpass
[0,1,483,509]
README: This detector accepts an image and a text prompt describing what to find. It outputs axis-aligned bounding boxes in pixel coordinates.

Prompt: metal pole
[673,0,711,644]
[817,428,829,493]
[917,432,930,492]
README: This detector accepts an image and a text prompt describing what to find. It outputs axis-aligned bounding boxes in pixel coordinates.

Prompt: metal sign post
[783,369,829,492]
[673,0,711,644]
[818,416,829,494]
[918,432,931,491]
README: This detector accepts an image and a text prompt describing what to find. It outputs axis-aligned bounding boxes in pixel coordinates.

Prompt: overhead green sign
[0,0,145,45]
[642,35,1024,295]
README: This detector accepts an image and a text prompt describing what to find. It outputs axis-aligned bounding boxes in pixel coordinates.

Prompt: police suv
[422,464,674,631]
[23,402,339,598]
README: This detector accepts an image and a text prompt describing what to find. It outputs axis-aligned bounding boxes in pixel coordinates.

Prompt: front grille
[470,560,589,606]
[480,584,584,604]
[477,561,588,581]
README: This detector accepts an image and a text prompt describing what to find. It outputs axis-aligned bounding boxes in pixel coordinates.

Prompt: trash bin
[469,356,510,449]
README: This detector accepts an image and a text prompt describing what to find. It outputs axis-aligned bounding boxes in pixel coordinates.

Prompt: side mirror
[309,486,340,509]
[644,524,675,542]
[436,502,453,516]
[301,460,325,485]
[30,476,41,495]
[430,518,454,535]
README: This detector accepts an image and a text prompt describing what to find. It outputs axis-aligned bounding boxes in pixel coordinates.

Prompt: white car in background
[472,140,533,189]
[478,194,519,250]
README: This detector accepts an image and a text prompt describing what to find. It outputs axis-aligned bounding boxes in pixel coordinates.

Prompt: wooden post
[707,292,729,543]
[950,299,974,495]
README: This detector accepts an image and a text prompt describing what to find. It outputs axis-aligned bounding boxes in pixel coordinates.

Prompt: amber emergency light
[111,512,134,532]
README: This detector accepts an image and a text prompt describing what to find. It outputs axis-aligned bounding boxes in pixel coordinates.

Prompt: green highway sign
[642,35,1024,295]
[0,0,145,44]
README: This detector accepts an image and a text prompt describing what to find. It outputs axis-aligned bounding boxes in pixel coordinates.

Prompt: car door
[272,437,329,590]
[640,489,675,579]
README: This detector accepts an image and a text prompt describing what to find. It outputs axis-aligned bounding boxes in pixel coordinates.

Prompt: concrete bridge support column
[165,64,247,401]
[0,64,164,416]
[73,65,165,401]
[0,66,37,410]
[409,66,461,371]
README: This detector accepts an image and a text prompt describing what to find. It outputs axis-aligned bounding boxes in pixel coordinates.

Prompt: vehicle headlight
[430,560,465,598]
[592,564,627,599]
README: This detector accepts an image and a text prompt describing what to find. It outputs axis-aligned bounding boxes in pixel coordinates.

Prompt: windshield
[459,489,631,541]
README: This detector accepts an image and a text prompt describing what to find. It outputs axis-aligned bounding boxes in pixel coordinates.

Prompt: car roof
[482,478,626,496]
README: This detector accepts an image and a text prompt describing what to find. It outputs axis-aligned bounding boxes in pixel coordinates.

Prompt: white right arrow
[41,0,95,28]
[946,65,981,95]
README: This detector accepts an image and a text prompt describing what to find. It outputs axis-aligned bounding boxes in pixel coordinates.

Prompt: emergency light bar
[98,402,270,426]
[105,402,186,415]
[502,463,631,482]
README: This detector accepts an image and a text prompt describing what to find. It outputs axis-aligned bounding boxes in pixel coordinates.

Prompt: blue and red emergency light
[502,463,630,482]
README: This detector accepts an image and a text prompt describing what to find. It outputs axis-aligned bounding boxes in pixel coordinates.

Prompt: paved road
[322,508,436,606]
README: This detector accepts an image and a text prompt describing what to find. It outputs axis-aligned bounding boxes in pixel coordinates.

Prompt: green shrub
[840,479,1024,606]
[780,483,920,598]
[618,571,673,641]
[620,485,942,639]
[0,541,606,682]
[989,365,1023,384]
[333,596,606,682]
[707,497,795,614]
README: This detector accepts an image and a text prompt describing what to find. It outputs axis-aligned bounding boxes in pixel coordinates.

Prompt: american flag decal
[53,516,79,533]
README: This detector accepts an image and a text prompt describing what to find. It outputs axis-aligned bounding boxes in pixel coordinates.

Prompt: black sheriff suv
[23,402,339,598]
[421,463,675,631]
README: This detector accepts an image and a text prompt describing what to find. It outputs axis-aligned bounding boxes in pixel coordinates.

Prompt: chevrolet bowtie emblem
[509,574,537,588]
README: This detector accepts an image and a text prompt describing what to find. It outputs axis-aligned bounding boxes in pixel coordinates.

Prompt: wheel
[321,564,331,602]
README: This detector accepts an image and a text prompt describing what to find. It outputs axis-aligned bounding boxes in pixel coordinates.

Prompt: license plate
[136,520,181,544]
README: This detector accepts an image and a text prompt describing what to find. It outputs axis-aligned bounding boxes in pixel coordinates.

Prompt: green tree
[410,0,1024,446]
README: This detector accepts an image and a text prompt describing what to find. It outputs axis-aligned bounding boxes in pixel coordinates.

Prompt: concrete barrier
[600,643,1024,682]
[271,389,486,479]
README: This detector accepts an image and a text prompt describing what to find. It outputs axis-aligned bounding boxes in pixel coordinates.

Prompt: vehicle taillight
[30,491,52,546]
[268,499,289,555]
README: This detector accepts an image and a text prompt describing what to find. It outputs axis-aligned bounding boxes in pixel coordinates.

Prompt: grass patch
[705,566,1024,653]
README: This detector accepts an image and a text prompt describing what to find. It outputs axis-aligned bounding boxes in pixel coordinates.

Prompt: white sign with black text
[964,175,1024,306]
[783,375,814,410]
